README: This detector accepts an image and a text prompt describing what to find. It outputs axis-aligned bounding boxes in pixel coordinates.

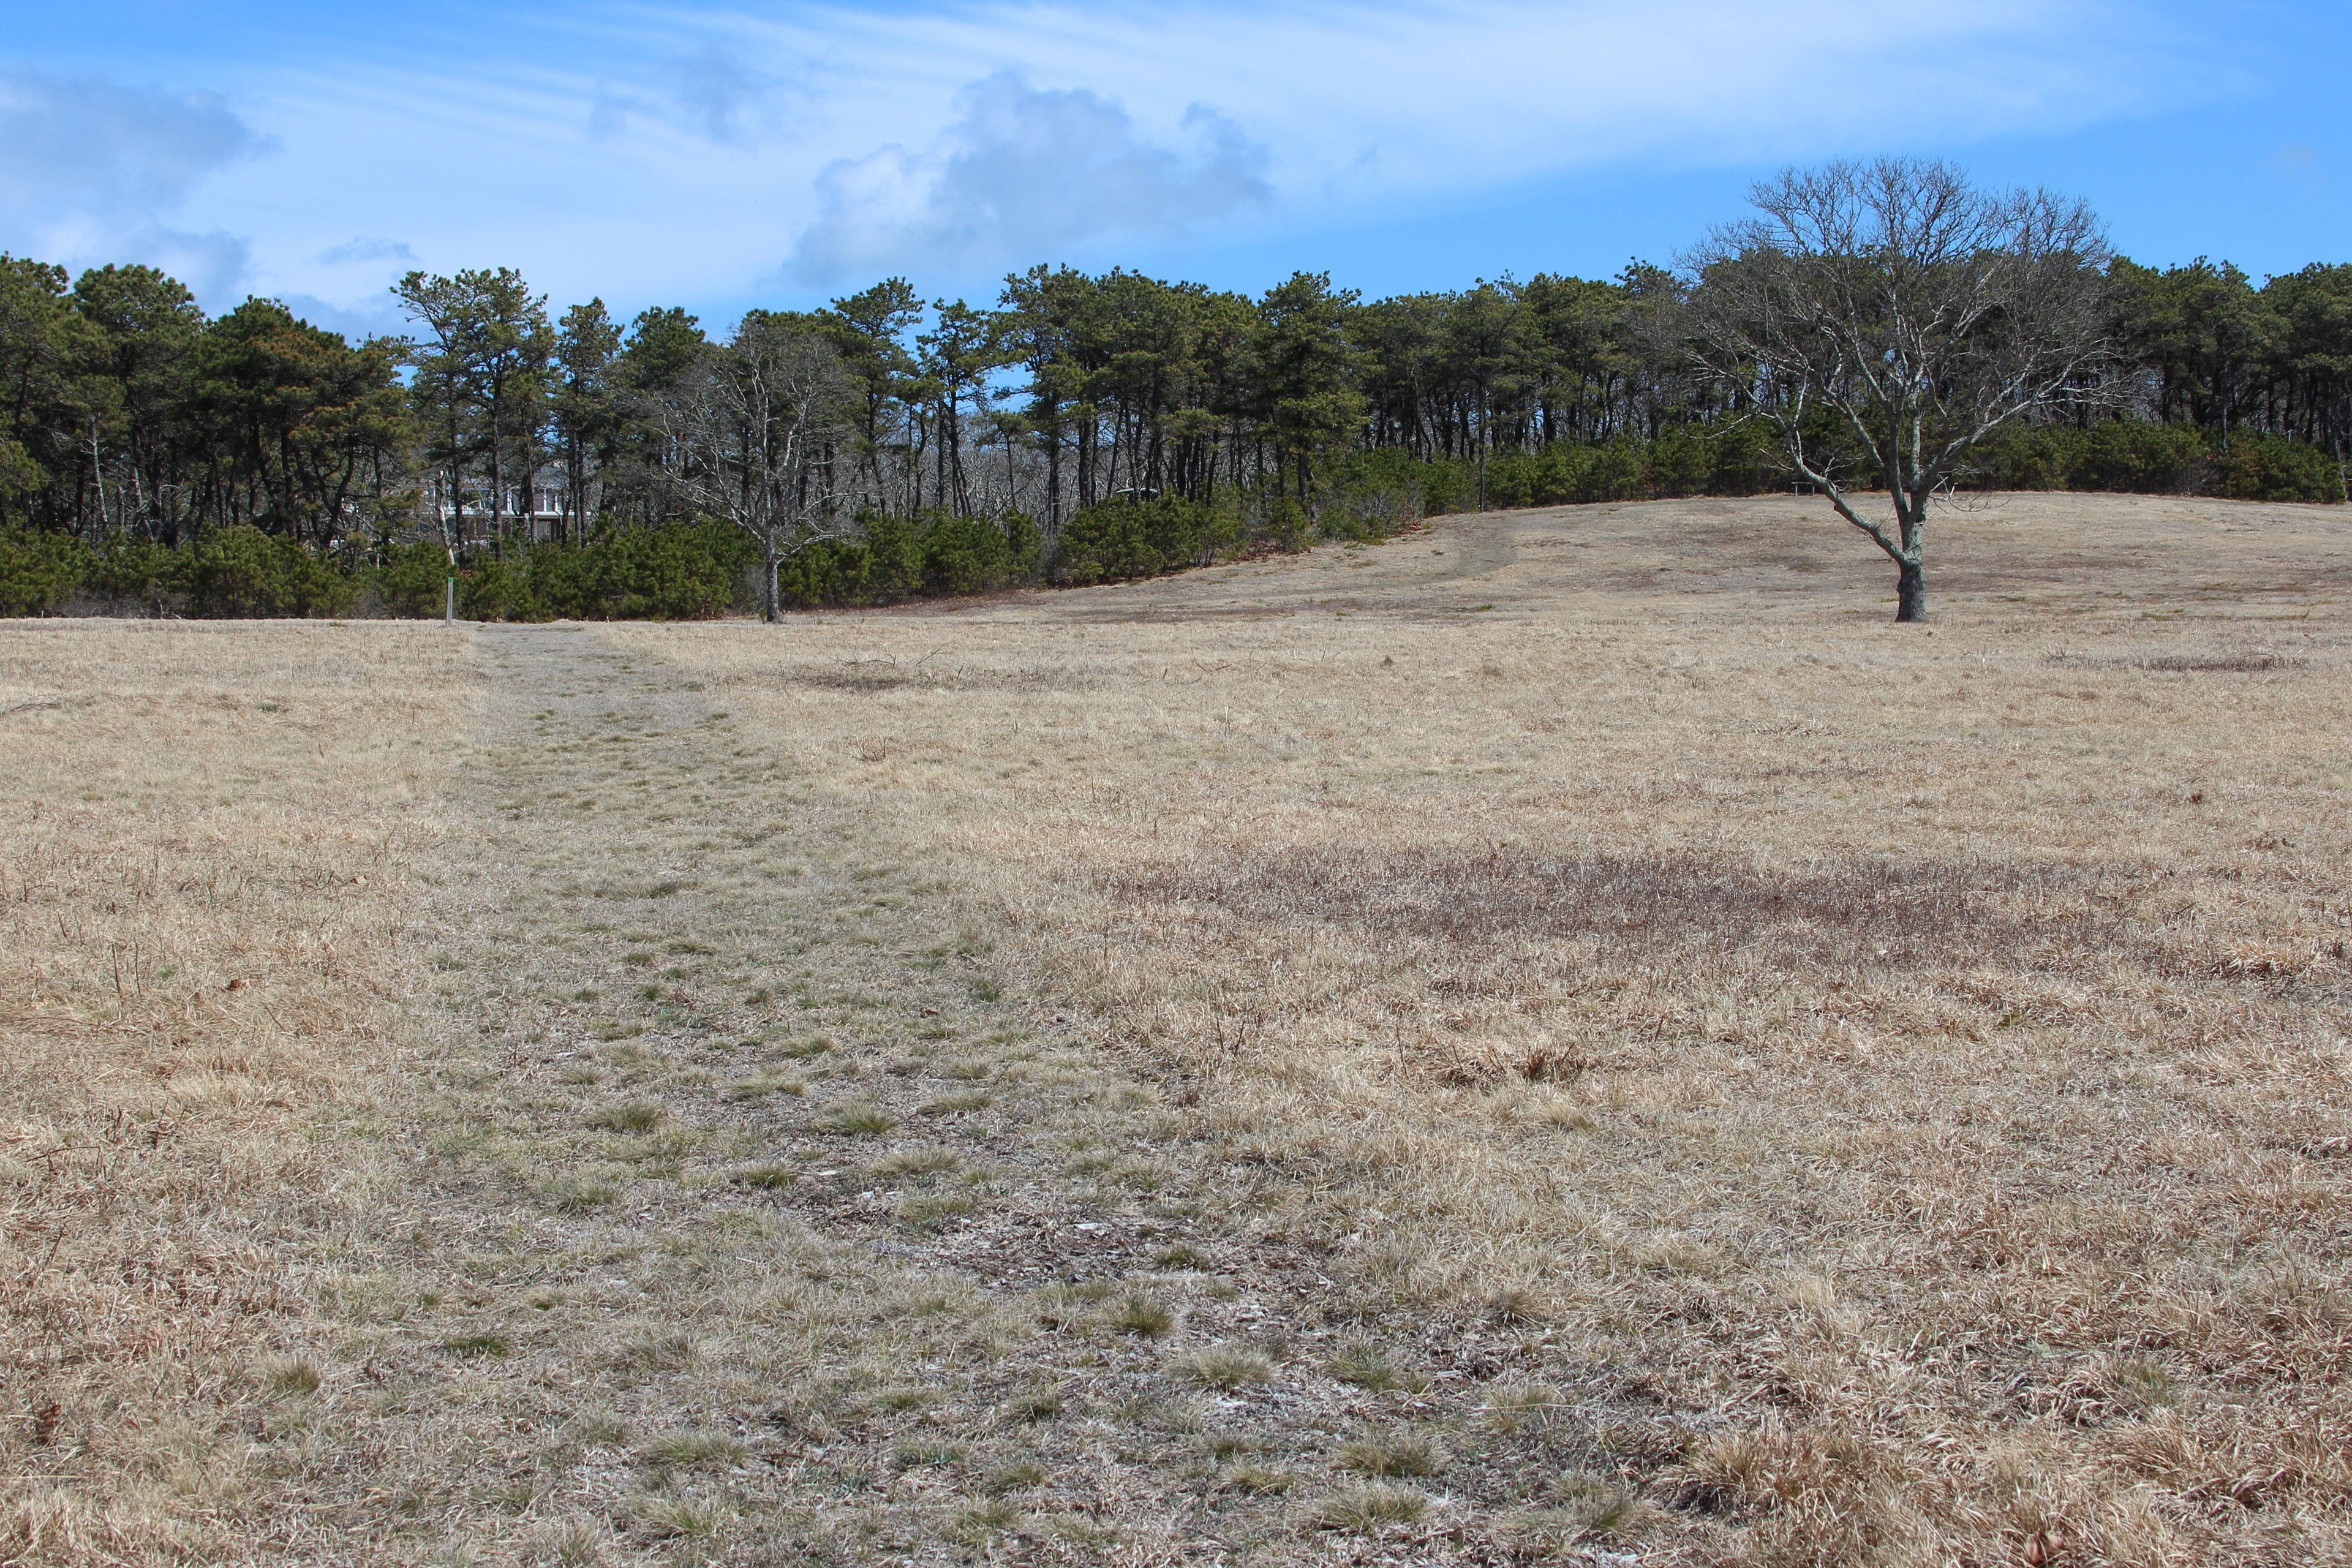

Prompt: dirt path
[287,625,1582,1566]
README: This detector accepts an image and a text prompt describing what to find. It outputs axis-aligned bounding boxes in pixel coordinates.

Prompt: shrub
[849,508,927,601]
[81,534,185,609]
[2213,432,2342,502]
[368,540,454,618]
[2078,420,2209,493]
[1975,418,2342,500]
[437,522,756,622]
[458,550,537,621]
[592,521,753,618]
[1340,429,1778,517]
[1058,494,1217,584]
[183,526,356,617]
[0,529,86,615]
[920,508,1020,595]
[1262,496,1313,554]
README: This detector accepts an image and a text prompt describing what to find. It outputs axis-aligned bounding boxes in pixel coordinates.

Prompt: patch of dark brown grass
[2048,650,2306,673]
[1111,846,2128,971]
[791,661,1093,695]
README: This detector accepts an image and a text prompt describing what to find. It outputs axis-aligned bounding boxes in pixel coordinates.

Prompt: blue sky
[3,1,2345,337]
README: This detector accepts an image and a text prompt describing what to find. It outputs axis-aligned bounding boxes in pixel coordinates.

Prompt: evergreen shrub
[0,529,85,616]
[1977,419,2340,501]
[182,526,356,618]
[1057,496,1218,585]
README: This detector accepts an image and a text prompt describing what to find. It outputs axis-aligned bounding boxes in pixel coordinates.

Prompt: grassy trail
[307,624,1517,1566]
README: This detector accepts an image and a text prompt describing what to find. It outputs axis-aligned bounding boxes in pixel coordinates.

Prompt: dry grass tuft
[1335,1433,1446,1477]
[818,1098,898,1135]
[639,1430,747,1469]
[585,1097,667,1131]
[870,1145,961,1177]
[1313,1482,1433,1531]
[1221,1464,1296,1495]
[1327,1341,1422,1392]
[1102,1289,1178,1338]
[725,1068,805,1100]
[1178,1344,1276,1388]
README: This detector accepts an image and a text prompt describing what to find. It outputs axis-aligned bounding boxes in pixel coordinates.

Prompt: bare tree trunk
[1896,558,1926,622]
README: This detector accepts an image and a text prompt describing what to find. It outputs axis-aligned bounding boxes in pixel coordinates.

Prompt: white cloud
[0,69,262,295]
[789,72,1270,284]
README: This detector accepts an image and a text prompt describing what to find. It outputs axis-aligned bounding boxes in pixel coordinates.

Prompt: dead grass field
[6,492,2350,1567]
[0,624,481,1560]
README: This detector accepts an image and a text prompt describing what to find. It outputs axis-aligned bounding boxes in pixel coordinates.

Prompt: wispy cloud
[661,40,778,146]
[719,0,2195,203]
[0,67,262,295]
[586,37,786,146]
[320,235,417,265]
[789,72,1270,284]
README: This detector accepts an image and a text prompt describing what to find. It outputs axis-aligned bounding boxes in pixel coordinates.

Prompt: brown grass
[639,492,2352,1564]
[0,622,479,1561]
[6,491,2349,1565]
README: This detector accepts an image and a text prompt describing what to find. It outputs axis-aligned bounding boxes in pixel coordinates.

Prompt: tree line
[2,194,2348,617]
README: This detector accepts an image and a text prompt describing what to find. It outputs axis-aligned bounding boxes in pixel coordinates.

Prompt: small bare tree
[1682,159,2113,621]
[649,312,854,622]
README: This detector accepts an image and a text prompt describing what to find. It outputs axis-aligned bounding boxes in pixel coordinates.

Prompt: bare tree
[649,312,854,622]
[1682,159,2113,621]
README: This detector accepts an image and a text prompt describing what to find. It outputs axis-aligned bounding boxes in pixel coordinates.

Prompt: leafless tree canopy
[647,314,856,620]
[1682,158,2114,620]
